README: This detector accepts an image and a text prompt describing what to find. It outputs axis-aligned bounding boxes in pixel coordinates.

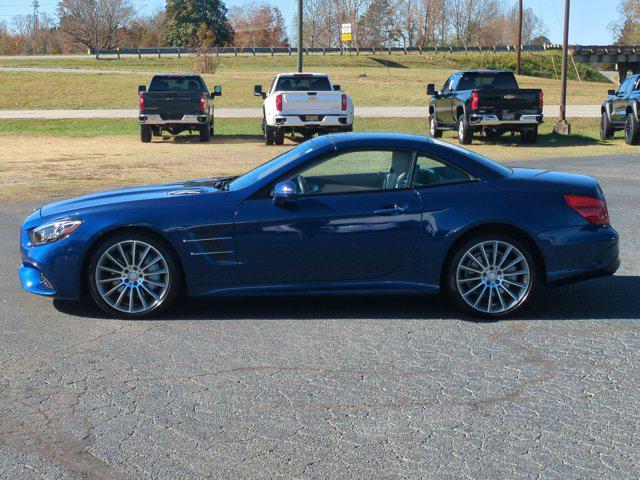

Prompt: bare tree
[57,0,135,50]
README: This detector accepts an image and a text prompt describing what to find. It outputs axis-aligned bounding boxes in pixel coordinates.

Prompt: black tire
[624,113,640,145]
[444,234,538,319]
[457,115,473,144]
[274,128,285,145]
[520,127,538,144]
[600,111,614,140]
[429,114,443,138]
[209,124,214,137]
[140,125,152,143]
[87,232,181,319]
[264,122,275,145]
[199,124,211,142]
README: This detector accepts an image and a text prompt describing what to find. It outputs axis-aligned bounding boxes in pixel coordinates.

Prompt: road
[0,104,601,119]
[1,154,639,479]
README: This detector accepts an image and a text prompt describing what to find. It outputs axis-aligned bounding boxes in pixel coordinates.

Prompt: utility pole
[32,0,39,32]
[297,0,303,73]
[516,0,522,75]
[553,0,571,135]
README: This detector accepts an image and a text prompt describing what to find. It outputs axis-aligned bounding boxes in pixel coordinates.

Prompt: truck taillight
[341,93,347,111]
[539,91,544,109]
[200,93,206,111]
[138,92,144,111]
[470,92,479,110]
[564,194,610,225]
[275,94,283,112]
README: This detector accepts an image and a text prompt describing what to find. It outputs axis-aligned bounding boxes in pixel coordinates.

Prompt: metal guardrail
[93,44,563,59]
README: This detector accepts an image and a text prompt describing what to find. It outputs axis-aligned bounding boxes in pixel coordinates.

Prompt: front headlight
[30,219,82,246]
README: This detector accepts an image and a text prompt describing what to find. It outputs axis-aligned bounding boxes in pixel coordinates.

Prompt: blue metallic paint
[19,133,619,302]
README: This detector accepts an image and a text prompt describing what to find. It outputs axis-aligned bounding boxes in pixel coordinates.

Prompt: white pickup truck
[254,73,354,145]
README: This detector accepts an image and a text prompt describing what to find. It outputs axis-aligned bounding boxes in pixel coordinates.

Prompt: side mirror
[333,84,341,91]
[254,84,264,97]
[272,180,299,205]
[213,85,222,97]
[427,83,437,96]
[608,89,616,95]
[138,85,146,94]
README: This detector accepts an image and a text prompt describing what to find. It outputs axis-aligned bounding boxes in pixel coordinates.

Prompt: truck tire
[521,127,538,144]
[600,112,614,139]
[140,125,152,143]
[624,113,640,145]
[209,124,214,137]
[199,124,211,142]
[264,122,275,145]
[429,114,443,138]
[457,115,473,145]
[274,128,285,145]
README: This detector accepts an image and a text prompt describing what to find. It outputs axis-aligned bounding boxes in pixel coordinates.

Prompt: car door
[436,76,456,126]
[612,77,632,123]
[233,149,422,285]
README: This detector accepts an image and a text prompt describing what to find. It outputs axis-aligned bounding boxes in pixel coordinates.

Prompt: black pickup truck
[138,74,221,143]
[427,70,543,144]
[600,73,640,144]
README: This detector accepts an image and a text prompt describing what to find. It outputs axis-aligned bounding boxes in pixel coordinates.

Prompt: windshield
[458,72,518,90]
[275,76,332,91]
[149,76,206,92]
[228,141,318,191]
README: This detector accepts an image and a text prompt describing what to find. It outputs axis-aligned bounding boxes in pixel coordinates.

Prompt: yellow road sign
[341,33,352,42]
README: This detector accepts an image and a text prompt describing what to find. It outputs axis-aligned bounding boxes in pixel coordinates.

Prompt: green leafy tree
[163,0,233,47]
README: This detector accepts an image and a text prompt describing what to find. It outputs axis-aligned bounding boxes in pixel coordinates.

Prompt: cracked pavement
[0,154,639,479]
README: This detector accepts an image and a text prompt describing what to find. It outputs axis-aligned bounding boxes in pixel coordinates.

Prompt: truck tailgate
[143,92,203,120]
[281,91,342,114]
[476,89,541,115]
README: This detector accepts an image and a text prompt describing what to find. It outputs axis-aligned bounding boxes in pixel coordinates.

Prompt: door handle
[373,204,407,216]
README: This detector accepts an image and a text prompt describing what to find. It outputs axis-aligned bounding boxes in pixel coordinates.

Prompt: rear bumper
[139,114,208,125]
[272,114,352,128]
[468,114,543,127]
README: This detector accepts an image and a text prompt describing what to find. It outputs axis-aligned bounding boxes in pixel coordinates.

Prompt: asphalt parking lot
[1,154,639,479]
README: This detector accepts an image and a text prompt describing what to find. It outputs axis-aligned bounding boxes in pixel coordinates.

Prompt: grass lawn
[0,53,612,110]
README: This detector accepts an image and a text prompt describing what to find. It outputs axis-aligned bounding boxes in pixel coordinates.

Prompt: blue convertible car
[19,133,619,319]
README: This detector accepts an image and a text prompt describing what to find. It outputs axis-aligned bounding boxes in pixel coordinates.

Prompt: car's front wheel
[446,235,537,319]
[88,232,181,319]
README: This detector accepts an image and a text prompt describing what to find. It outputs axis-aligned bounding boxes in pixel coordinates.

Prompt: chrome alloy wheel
[95,240,170,314]
[430,116,437,136]
[458,118,465,142]
[455,240,531,314]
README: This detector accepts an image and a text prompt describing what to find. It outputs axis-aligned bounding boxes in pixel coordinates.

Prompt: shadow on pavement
[53,275,640,322]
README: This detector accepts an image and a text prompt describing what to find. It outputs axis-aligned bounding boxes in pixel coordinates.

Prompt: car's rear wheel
[600,112,614,139]
[520,127,538,144]
[88,233,181,319]
[429,115,443,138]
[274,128,285,145]
[264,122,275,145]
[199,124,211,142]
[624,113,640,145]
[140,125,152,143]
[457,115,473,144]
[446,235,537,319]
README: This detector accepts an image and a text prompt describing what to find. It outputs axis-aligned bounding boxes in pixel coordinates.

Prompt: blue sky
[0,0,619,45]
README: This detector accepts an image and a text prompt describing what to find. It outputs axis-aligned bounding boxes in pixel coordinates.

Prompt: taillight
[138,92,144,111]
[564,194,610,225]
[470,91,479,110]
[200,93,206,111]
[275,94,283,112]
[341,93,347,111]
[539,91,544,109]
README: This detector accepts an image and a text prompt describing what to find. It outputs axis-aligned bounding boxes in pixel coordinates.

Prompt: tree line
[0,0,551,55]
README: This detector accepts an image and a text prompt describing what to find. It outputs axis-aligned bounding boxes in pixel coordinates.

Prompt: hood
[490,168,602,197]
[39,178,229,218]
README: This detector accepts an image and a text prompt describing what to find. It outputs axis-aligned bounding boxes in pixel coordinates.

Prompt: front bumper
[139,114,208,125]
[468,114,543,127]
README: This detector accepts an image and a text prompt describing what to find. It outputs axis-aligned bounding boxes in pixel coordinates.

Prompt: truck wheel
[457,115,472,145]
[600,112,614,139]
[624,113,640,145]
[199,124,211,142]
[521,127,538,144]
[209,124,214,137]
[264,123,275,145]
[274,128,285,145]
[429,115,443,138]
[140,125,152,143]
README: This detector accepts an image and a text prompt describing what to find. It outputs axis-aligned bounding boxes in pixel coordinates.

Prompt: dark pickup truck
[427,70,543,144]
[138,74,222,143]
[600,73,640,144]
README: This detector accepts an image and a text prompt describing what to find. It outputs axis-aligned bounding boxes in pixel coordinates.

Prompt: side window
[411,154,471,188]
[618,77,632,95]
[449,75,460,91]
[441,76,453,93]
[286,149,414,195]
